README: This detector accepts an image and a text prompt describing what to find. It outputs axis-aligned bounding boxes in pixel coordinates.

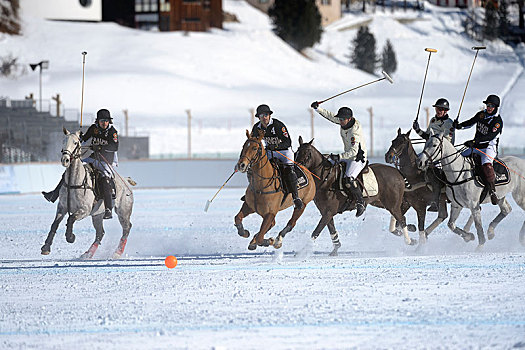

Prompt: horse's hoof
[409,238,418,246]
[487,227,495,240]
[329,249,338,257]
[248,244,256,251]
[475,244,484,252]
[462,233,475,242]
[66,233,75,243]
[41,245,50,255]
[235,224,250,238]
[112,253,122,259]
[241,230,250,238]
[274,241,282,249]
[392,229,403,237]
[407,224,417,232]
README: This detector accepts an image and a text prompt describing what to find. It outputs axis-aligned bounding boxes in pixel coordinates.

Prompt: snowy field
[1,188,525,349]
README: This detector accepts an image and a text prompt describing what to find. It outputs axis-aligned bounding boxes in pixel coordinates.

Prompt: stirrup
[103,208,113,219]
[293,198,304,210]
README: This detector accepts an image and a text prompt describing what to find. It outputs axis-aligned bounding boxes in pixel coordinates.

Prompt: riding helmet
[96,109,113,123]
[256,104,273,117]
[483,94,500,107]
[335,107,353,120]
[432,98,450,110]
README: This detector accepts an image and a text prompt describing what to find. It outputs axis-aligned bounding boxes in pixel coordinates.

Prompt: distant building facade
[246,0,341,27]
[19,0,102,21]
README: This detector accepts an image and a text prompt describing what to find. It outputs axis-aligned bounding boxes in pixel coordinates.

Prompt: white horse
[417,132,525,249]
[41,128,135,259]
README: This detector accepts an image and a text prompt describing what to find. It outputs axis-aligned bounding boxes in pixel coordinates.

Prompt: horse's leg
[41,207,67,255]
[81,214,105,259]
[235,202,254,238]
[447,204,475,242]
[65,215,76,244]
[389,206,416,246]
[424,198,448,239]
[273,205,307,249]
[327,218,341,256]
[113,208,133,259]
[463,214,474,232]
[249,213,276,250]
[487,198,512,240]
[469,206,486,250]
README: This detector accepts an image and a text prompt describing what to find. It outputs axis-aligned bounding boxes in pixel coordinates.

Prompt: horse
[295,137,417,250]
[41,128,135,259]
[385,128,449,244]
[417,132,525,249]
[234,130,316,251]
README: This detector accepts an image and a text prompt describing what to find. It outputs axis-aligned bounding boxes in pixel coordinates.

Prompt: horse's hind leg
[389,206,416,246]
[113,210,133,259]
[249,213,276,250]
[424,200,448,240]
[487,198,512,240]
[41,208,67,255]
[235,202,254,238]
[81,214,105,259]
[273,205,307,249]
[470,206,486,250]
[65,215,76,244]
[327,218,341,256]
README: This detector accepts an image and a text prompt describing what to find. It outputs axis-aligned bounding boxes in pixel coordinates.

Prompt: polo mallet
[455,46,486,123]
[80,51,87,128]
[204,170,237,212]
[414,48,437,124]
[316,70,394,106]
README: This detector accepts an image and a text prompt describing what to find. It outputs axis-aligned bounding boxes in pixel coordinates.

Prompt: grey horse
[417,132,525,250]
[41,128,135,259]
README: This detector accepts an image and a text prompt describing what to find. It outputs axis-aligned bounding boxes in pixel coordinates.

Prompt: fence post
[425,107,430,127]
[186,109,192,158]
[367,107,373,157]
[123,109,129,137]
[249,108,255,130]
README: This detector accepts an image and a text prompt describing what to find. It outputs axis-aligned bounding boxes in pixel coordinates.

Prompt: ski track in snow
[1,188,525,349]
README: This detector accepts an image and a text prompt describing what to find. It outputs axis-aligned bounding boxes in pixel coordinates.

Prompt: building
[19,0,102,21]
[246,0,341,27]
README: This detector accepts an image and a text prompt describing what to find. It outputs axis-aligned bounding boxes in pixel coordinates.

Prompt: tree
[381,39,397,75]
[268,0,323,52]
[483,0,498,41]
[350,26,377,74]
[0,0,21,35]
[498,0,510,38]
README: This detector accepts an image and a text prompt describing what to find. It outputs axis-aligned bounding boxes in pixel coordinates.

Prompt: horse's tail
[126,177,137,186]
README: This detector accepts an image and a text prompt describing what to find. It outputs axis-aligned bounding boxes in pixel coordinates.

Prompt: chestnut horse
[234,130,316,251]
[295,137,417,249]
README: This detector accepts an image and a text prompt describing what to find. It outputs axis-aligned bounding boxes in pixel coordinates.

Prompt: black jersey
[458,111,503,149]
[251,118,292,151]
[82,123,119,163]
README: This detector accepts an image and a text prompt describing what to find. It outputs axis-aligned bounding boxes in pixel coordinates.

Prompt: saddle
[271,159,309,193]
[333,160,379,198]
[472,155,510,187]
[85,164,116,202]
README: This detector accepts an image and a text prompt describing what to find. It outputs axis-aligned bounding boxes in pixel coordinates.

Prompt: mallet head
[82,51,87,55]
[381,70,394,84]
[425,48,438,53]
[472,46,486,50]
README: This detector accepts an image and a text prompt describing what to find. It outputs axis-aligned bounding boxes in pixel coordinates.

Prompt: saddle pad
[361,168,379,197]
[295,164,309,190]
[474,158,511,187]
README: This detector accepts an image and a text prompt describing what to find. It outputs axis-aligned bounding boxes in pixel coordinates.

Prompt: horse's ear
[256,128,264,141]
[397,127,401,135]
[309,138,314,145]
[63,127,69,135]
[406,129,411,137]
[245,129,250,139]
[299,136,303,145]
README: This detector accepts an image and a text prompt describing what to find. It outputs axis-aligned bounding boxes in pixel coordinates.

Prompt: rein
[241,139,281,196]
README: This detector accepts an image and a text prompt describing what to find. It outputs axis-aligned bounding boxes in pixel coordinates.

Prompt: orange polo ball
[165,255,178,269]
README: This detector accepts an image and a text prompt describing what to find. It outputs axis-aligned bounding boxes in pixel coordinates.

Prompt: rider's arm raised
[315,107,341,125]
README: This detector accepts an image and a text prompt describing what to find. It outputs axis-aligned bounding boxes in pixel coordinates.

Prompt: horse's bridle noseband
[239,138,264,171]
[61,134,82,161]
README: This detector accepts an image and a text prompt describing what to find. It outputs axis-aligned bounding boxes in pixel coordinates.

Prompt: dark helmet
[432,98,450,110]
[483,94,500,107]
[335,107,353,120]
[256,104,273,117]
[96,109,113,123]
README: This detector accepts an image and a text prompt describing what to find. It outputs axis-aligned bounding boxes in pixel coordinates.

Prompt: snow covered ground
[1,188,525,348]
[2,1,525,157]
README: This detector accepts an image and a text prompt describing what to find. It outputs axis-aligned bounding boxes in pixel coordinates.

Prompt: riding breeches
[342,159,366,179]
[266,149,294,166]
[461,145,497,165]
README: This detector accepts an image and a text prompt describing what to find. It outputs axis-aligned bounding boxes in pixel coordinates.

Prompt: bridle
[296,144,335,186]
[239,138,265,171]
[61,133,82,162]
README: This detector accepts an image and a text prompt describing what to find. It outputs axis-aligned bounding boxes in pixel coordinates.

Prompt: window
[183,17,201,22]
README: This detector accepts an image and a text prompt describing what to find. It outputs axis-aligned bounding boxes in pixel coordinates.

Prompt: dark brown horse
[385,128,449,244]
[295,137,417,250]
[234,130,316,251]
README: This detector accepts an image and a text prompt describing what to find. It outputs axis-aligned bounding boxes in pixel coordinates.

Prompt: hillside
[1,0,524,157]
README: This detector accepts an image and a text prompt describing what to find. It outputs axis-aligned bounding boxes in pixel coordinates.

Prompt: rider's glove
[310,101,319,109]
[463,140,475,148]
[329,153,340,162]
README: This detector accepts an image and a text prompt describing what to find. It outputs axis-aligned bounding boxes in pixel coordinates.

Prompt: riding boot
[482,163,498,205]
[427,170,441,212]
[42,172,65,203]
[348,179,366,217]
[101,177,113,219]
[283,165,304,210]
